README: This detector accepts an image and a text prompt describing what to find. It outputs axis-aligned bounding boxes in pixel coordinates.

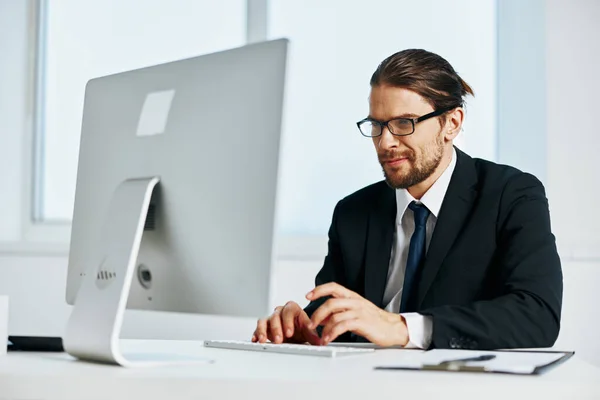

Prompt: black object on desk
[7,336,64,352]
[436,354,496,366]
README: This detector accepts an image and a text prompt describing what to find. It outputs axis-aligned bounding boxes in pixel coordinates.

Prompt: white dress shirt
[382,148,457,348]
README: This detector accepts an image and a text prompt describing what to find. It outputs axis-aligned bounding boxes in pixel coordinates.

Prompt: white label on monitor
[136,89,176,137]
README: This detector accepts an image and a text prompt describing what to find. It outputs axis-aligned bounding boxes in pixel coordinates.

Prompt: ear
[443,107,465,142]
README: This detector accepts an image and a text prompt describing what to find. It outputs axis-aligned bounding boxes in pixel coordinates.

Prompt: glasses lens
[389,119,414,135]
[358,120,379,137]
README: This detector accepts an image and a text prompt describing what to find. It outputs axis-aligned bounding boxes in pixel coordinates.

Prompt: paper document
[375,349,572,375]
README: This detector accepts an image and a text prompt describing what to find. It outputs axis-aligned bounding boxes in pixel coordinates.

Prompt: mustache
[378,150,415,163]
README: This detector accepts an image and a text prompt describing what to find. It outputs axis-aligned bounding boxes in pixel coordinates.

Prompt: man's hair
[370,49,474,111]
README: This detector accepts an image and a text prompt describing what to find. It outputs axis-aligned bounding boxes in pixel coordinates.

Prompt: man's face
[369,84,446,189]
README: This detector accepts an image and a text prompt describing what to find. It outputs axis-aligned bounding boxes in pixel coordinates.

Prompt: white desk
[1,340,599,400]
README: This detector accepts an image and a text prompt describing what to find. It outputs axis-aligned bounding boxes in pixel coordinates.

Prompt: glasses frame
[356,107,455,137]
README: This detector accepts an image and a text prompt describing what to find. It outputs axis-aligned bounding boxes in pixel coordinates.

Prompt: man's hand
[306,282,409,347]
[252,301,321,345]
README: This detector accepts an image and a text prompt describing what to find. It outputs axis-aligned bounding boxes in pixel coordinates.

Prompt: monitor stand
[63,177,211,367]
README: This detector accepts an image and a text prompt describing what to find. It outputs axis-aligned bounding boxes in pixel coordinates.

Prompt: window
[36,0,246,221]
[31,0,497,248]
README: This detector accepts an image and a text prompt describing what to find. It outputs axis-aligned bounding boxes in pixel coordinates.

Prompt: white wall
[553,261,600,367]
[545,0,600,259]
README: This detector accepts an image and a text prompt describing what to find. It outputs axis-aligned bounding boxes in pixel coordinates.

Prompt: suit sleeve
[303,201,353,342]
[420,173,563,350]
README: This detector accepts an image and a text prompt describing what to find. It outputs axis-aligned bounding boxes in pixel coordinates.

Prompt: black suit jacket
[304,148,563,350]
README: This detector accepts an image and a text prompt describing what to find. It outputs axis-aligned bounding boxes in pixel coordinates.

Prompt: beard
[379,134,444,189]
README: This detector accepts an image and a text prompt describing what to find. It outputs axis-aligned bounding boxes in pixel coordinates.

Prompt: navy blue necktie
[400,201,430,313]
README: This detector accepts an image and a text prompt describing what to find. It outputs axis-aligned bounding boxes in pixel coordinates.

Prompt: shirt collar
[395,147,457,223]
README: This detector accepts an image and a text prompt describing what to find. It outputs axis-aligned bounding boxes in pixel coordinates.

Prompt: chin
[383,165,425,190]
[385,180,411,190]
[384,173,411,190]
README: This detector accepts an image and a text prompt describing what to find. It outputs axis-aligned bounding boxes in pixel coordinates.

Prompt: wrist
[393,313,409,346]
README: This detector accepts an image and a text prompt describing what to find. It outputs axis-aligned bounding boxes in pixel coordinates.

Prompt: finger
[322,318,360,345]
[309,298,357,329]
[281,302,300,338]
[306,282,358,301]
[320,315,332,326]
[268,308,284,344]
[320,311,357,342]
[255,318,268,343]
[297,311,322,345]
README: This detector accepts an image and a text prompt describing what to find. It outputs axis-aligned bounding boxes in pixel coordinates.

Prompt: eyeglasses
[356,107,454,137]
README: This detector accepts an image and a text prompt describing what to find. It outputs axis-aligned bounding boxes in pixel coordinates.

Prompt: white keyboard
[204,340,375,358]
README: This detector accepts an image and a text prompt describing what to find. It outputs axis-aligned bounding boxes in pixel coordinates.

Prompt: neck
[407,146,453,200]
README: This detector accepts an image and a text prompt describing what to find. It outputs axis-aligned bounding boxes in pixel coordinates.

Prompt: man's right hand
[252,301,321,345]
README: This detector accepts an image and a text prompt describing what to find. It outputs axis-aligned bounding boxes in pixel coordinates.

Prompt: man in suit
[252,49,562,350]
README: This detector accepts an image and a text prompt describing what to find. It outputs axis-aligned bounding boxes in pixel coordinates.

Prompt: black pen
[438,354,496,365]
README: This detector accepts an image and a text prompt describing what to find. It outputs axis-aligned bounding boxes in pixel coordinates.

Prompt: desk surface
[1,340,599,400]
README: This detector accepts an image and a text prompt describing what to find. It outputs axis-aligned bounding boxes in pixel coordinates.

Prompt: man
[252,49,562,350]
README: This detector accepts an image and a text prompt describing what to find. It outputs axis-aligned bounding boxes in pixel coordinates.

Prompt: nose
[376,125,399,150]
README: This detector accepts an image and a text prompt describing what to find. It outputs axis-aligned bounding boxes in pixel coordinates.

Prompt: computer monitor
[63,39,288,365]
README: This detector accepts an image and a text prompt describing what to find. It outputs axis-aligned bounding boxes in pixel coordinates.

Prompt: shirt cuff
[401,313,433,349]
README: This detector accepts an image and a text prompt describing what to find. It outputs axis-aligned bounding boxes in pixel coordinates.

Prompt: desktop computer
[63,39,371,365]
[65,39,288,317]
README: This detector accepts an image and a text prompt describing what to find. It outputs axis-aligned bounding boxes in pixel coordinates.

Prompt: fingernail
[252,335,256,342]
[259,334,264,342]
[306,291,313,299]
[286,329,292,337]
[275,335,281,343]
[323,335,330,343]
[307,322,314,329]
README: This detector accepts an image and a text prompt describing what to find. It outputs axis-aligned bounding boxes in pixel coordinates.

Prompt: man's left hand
[306,282,409,346]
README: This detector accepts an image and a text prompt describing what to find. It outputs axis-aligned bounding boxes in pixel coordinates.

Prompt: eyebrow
[367,113,420,121]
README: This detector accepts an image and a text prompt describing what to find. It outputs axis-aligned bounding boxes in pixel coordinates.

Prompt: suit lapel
[416,148,478,308]
[364,184,396,308]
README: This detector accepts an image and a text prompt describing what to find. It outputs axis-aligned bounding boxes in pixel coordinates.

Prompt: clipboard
[374,349,575,375]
